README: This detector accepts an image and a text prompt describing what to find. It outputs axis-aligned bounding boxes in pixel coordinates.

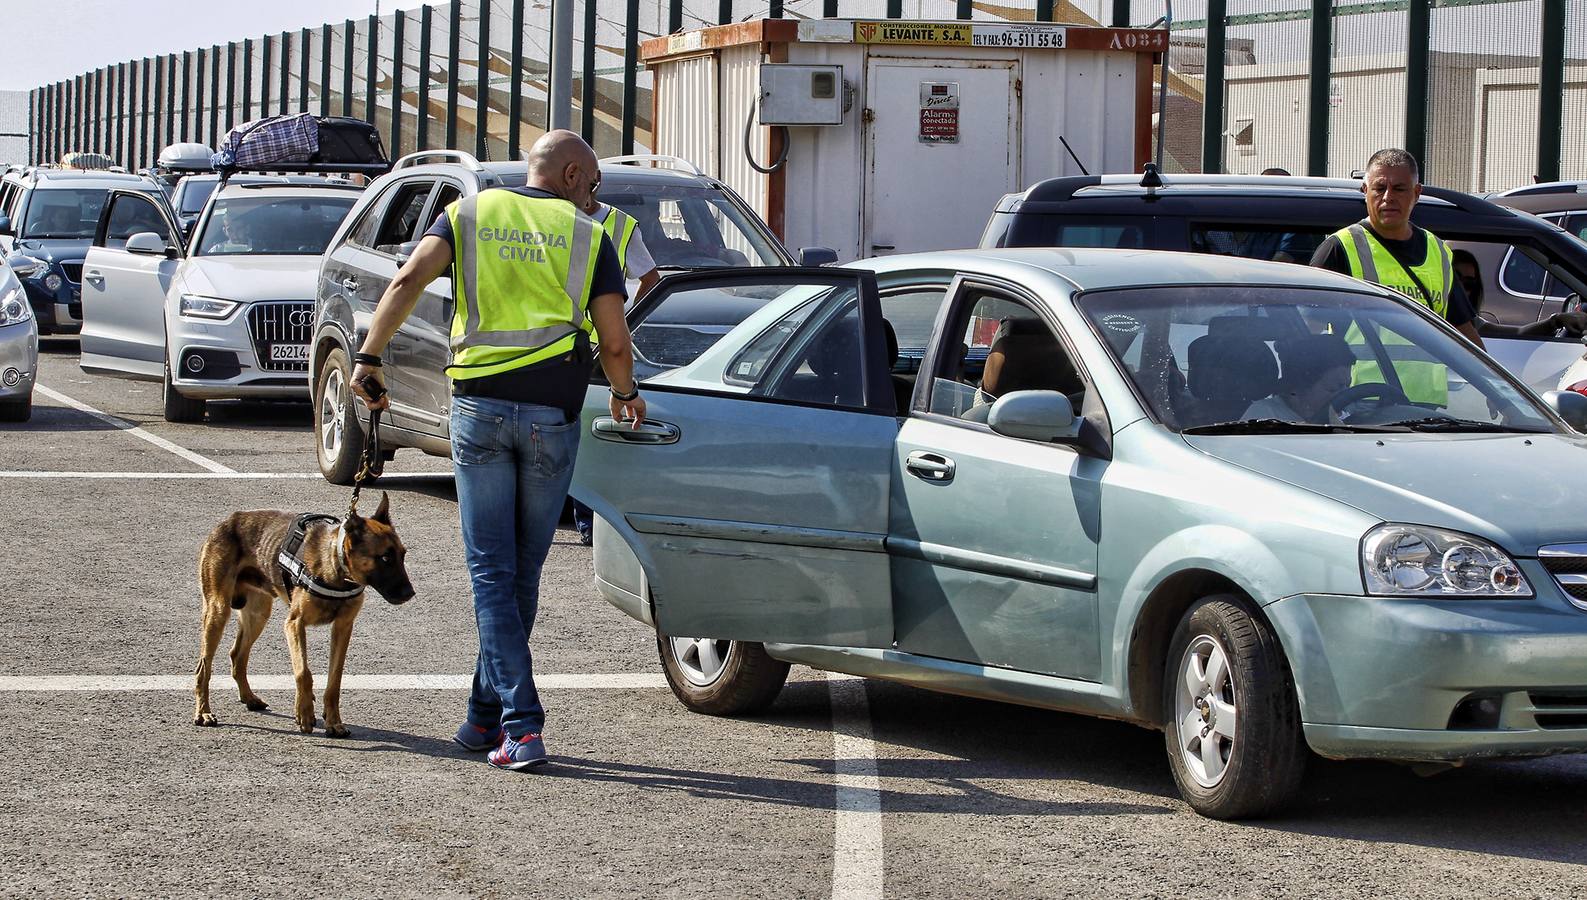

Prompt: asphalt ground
[4,339,1587,898]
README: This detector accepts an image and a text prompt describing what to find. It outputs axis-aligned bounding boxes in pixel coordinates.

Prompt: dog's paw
[242,696,269,712]
[193,712,219,727]
[324,723,351,738]
[295,714,316,734]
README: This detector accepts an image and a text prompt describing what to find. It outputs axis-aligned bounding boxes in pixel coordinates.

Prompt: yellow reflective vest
[445,191,602,380]
[1336,222,1454,406]
[599,205,638,271]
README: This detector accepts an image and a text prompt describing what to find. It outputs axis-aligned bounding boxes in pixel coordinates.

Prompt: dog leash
[348,383,385,519]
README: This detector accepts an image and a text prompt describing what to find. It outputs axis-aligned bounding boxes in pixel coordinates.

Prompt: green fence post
[321,25,332,117]
[582,0,597,142]
[508,0,523,158]
[1202,0,1227,174]
[243,38,254,122]
[1036,0,1052,21]
[476,0,489,160]
[417,8,432,149]
[622,0,639,153]
[393,11,406,156]
[1307,0,1331,177]
[1111,0,1129,26]
[367,16,379,130]
[1539,0,1565,184]
[1405,0,1429,180]
[446,1,460,150]
[343,21,355,118]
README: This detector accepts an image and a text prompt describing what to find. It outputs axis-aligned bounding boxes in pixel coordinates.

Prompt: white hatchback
[79,181,360,421]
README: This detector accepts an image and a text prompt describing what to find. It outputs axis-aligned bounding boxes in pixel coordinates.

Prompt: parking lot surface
[5,339,1587,898]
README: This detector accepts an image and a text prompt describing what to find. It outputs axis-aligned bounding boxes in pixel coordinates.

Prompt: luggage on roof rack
[211,114,390,181]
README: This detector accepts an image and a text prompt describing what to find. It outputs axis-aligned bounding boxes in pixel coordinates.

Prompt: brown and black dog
[192,492,415,736]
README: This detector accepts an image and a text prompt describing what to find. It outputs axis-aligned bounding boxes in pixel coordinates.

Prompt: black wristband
[354,352,382,367]
[610,384,640,402]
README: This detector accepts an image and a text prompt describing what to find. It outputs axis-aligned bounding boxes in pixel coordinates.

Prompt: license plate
[269,344,310,362]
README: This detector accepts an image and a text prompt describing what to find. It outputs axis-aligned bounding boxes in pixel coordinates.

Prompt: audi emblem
[288,309,316,328]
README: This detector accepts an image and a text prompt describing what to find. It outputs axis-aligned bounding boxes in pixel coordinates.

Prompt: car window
[1190,225,1332,263]
[629,274,880,411]
[1077,285,1552,434]
[431,183,463,222]
[100,192,175,249]
[346,179,428,251]
[880,288,949,356]
[927,290,1086,424]
[602,183,783,268]
[372,181,435,253]
[22,188,109,239]
[194,195,356,256]
[178,178,218,216]
[1006,214,1151,249]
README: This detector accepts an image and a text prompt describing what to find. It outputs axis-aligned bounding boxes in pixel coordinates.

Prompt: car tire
[1162,594,1306,820]
[0,395,31,422]
[657,631,790,716]
[162,364,205,423]
[314,346,376,485]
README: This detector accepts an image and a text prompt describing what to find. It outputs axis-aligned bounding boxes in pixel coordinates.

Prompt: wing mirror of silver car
[395,239,422,265]
[125,231,173,257]
[799,246,838,266]
[987,390,1077,443]
[1542,390,1587,432]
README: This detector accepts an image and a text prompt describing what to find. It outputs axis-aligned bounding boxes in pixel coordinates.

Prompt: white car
[0,257,38,421]
[79,180,361,421]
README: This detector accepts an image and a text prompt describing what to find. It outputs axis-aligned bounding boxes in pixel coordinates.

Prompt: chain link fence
[24,0,1579,192]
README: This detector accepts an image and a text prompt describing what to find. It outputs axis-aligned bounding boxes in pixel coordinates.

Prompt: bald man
[352,131,643,771]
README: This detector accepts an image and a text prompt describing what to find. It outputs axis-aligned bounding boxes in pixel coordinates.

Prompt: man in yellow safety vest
[350,131,644,771]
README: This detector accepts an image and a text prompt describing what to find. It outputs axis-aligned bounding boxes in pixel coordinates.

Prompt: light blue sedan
[571,248,1587,819]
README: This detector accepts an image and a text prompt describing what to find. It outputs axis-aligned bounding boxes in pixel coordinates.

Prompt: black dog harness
[277,513,363,601]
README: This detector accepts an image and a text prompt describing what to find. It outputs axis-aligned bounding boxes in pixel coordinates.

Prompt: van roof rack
[602,154,706,177]
[392,150,485,172]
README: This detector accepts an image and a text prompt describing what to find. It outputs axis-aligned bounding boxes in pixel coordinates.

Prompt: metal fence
[23,0,1584,192]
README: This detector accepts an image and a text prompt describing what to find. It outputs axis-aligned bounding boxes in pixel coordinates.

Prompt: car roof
[387,157,720,188]
[27,170,159,191]
[852,246,1374,294]
[212,181,364,200]
[1488,182,1587,216]
[1003,172,1489,214]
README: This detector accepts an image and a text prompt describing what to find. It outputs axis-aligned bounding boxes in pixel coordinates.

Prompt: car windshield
[1078,285,1556,434]
[599,183,784,269]
[178,179,218,215]
[195,194,356,256]
[20,188,109,238]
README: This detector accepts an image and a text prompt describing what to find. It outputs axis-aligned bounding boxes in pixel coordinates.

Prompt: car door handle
[341,276,360,292]
[906,451,955,482]
[84,270,104,286]
[592,417,679,444]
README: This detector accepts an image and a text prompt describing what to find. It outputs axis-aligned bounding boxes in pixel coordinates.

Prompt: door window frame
[346,176,437,255]
[914,273,1098,442]
[92,188,184,257]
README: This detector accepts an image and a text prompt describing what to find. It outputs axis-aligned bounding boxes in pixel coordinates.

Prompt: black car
[0,169,173,335]
[979,168,1587,393]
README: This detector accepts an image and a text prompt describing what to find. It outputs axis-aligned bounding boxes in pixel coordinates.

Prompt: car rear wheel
[657,632,789,716]
[162,363,205,423]
[315,347,377,485]
[0,395,31,422]
[1163,594,1306,820]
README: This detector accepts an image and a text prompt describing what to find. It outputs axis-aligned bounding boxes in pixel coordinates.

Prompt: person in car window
[1243,334,1356,424]
[1310,148,1484,349]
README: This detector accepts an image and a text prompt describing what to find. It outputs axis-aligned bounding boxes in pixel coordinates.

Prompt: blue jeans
[450,395,580,739]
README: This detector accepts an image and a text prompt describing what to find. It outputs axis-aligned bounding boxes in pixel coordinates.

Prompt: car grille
[60,261,83,284]
[246,302,314,372]
[632,323,731,368]
[1538,544,1587,611]
[1527,691,1587,730]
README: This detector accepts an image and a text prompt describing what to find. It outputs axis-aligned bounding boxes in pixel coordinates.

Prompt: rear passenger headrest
[1187,335,1279,402]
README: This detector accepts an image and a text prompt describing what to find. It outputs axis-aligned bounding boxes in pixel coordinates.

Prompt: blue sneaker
[488,732,548,770]
[453,721,503,752]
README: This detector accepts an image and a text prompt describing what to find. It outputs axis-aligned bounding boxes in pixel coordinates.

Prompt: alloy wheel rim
[320,367,346,461]
[1175,634,1238,789]
[670,637,731,687]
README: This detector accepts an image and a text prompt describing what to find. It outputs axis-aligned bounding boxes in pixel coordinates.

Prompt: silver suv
[311,151,811,482]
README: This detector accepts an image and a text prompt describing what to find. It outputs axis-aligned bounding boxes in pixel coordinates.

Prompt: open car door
[79,189,184,381]
[571,267,899,648]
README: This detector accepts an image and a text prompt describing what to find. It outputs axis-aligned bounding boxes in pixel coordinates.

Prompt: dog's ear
[373,491,392,525]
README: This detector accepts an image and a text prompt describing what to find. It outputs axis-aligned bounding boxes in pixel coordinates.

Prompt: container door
[570,267,899,648]
[864,58,1019,257]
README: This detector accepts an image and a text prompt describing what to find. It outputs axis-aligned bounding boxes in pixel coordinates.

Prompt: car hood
[11,238,91,263]
[1183,432,1587,554]
[178,256,319,302]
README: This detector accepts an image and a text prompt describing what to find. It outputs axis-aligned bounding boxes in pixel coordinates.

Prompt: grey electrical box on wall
[758,64,845,126]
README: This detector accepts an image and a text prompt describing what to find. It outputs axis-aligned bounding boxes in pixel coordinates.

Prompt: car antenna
[1058,135,1090,176]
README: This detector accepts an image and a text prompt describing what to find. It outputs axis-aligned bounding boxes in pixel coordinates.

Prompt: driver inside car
[1242,333,1357,424]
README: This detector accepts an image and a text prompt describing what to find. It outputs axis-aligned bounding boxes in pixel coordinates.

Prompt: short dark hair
[1276,334,1356,385]
[1261,167,1291,177]
[1365,148,1420,183]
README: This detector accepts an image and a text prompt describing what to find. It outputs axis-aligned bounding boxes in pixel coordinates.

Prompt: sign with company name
[853,21,971,45]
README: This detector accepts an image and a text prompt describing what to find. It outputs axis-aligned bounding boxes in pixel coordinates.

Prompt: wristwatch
[610,384,640,402]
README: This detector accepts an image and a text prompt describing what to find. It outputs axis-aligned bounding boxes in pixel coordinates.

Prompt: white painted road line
[0,673,667,691]
[34,384,236,474]
[828,672,884,900]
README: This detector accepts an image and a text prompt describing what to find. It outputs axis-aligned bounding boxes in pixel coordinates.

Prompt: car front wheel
[657,632,789,716]
[1163,594,1306,819]
[162,363,205,423]
[314,347,378,485]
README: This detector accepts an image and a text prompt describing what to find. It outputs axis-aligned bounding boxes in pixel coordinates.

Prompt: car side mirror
[987,390,1076,442]
[125,231,170,256]
[0,214,12,236]
[395,239,421,265]
[1542,390,1587,432]
[799,246,838,267]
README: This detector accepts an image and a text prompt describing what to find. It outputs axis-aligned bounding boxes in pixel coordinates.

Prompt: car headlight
[6,255,49,280]
[42,272,63,292]
[0,286,30,326]
[179,294,239,319]
[1362,524,1531,597]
